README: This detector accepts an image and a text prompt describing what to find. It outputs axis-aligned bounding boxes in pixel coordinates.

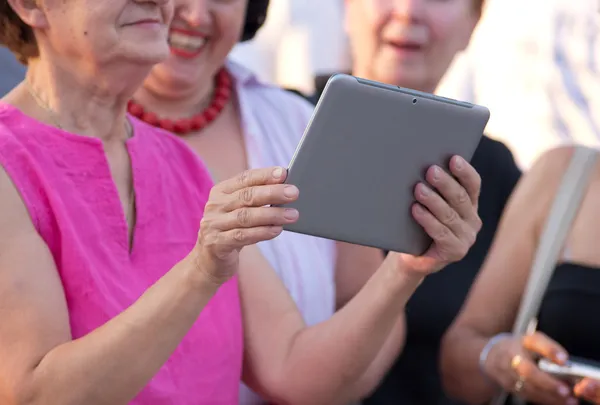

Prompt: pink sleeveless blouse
[0,103,243,404]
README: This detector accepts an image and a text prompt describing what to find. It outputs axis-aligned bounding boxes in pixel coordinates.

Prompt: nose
[173,0,211,27]
[391,0,426,22]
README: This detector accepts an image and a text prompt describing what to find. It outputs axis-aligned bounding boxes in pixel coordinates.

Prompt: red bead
[204,107,219,121]
[173,119,192,134]
[219,72,231,86]
[159,119,175,132]
[216,86,231,99]
[191,116,207,130]
[131,69,232,136]
[142,112,159,126]
[220,78,231,90]
[128,101,144,117]
[213,97,228,110]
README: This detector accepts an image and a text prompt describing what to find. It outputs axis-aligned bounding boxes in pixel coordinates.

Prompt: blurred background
[228,0,600,169]
[3,0,598,168]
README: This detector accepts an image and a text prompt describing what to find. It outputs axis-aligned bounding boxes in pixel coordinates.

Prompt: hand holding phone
[481,332,575,404]
[539,357,600,385]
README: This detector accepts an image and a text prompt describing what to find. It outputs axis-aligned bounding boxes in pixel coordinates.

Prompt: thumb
[522,332,568,364]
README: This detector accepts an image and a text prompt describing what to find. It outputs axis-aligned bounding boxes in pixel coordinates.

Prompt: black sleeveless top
[529,262,600,405]
[539,262,600,362]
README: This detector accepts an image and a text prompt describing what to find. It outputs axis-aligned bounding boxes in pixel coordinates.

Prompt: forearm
[440,327,498,404]
[345,314,407,402]
[22,253,220,405]
[277,254,423,404]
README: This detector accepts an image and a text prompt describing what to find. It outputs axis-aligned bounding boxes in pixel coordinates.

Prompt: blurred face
[9,0,174,66]
[146,0,247,90]
[345,0,479,92]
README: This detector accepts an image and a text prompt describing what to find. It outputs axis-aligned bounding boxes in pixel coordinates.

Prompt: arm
[240,245,420,405]
[242,157,483,405]
[0,165,303,405]
[334,242,408,400]
[345,314,407,399]
[0,167,220,405]
[440,147,575,404]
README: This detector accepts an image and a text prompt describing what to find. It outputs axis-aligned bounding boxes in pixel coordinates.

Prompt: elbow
[4,365,80,405]
[261,370,353,405]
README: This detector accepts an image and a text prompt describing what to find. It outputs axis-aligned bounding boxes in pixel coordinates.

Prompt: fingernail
[414,204,425,214]
[283,185,298,198]
[420,184,430,196]
[432,166,441,181]
[284,208,299,220]
[556,352,568,363]
[558,385,570,397]
[455,156,465,170]
[273,167,284,179]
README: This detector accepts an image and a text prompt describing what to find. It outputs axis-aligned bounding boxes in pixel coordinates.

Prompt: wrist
[381,253,425,303]
[385,253,426,282]
[180,248,224,294]
[479,332,512,382]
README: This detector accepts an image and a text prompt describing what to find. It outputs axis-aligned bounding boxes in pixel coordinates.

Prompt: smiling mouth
[389,41,423,51]
[168,30,207,58]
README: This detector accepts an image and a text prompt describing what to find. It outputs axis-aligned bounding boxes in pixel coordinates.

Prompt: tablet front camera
[412,98,418,104]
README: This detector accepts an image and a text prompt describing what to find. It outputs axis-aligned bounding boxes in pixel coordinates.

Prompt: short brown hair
[0,1,38,64]
[0,0,269,63]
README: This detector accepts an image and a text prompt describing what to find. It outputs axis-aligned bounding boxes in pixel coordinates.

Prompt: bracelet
[478,332,512,376]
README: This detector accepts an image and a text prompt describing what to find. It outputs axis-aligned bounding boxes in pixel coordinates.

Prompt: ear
[7,0,49,30]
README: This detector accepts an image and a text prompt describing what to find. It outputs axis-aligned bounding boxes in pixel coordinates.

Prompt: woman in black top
[317,1,522,404]
[441,146,600,405]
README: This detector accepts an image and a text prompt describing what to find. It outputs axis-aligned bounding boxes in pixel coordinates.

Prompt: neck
[134,72,215,120]
[24,57,149,142]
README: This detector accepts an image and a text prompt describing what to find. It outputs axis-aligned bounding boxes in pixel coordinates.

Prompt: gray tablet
[278,74,489,255]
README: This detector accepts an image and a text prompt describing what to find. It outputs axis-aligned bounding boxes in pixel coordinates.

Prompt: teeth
[168,33,206,52]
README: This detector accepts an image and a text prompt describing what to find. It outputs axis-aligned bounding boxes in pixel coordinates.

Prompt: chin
[150,60,199,89]
[123,43,171,65]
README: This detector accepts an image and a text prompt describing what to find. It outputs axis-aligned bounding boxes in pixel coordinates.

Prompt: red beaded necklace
[127,67,233,135]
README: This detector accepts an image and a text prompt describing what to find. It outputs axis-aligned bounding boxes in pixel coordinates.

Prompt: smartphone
[539,357,600,384]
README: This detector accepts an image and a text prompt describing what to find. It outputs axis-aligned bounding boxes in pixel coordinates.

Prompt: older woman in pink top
[0,1,482,405]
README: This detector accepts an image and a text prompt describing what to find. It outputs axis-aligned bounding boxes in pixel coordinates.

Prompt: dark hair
[241,0,269,42]
[0,0,270,65]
